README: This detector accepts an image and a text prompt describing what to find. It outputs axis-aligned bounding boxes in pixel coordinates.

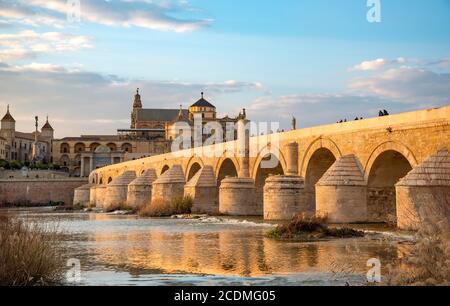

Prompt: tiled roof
[136,109,189,122]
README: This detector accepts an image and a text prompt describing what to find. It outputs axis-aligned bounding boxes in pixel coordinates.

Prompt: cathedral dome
[190,92,215,109]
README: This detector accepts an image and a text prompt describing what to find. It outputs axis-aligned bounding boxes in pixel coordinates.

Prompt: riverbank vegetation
[0,215,64,286]
[266,214,365,241]
[387,194,449,286]
[0,159,61,171]
[139,196,193,217]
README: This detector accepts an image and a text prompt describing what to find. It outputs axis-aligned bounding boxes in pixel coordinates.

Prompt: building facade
[52,89,243,177]
[0,136,6,160]
[0,105,54,164]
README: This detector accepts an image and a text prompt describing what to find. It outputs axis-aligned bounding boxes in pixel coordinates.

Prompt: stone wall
[367,187,396,223]
[0,179,87,206]
[0,170,69,179]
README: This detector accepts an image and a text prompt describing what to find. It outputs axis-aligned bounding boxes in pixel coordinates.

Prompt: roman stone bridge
[79,106,450,230]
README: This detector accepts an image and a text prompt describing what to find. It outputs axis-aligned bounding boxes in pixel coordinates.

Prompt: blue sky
[0,0,449,137]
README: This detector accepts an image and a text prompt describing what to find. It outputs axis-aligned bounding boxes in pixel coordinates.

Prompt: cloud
[244,92,442,131]
[348,67,450,104]
[0,63,262,137]
[427,57,450,69]
[350,57,406,71]
[0,0,211,32]
[0,30,92,62]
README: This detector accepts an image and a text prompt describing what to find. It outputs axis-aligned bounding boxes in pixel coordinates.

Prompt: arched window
[60,143,70,154]
[121,143,132,153]
[75,143,86,153]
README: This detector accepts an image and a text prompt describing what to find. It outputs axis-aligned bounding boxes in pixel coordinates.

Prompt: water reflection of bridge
[86,215,404,278]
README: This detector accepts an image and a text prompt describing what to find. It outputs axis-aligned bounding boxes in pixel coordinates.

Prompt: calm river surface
[2,207,414,286]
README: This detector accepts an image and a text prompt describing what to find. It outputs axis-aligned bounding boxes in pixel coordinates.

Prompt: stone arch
[107,143,117,152]
[365,142,416,223]
[73,154,81,167]
[73,167,81,177]
[214,154,239,178]
[121,143,133,153]
[60,143,70,154]
[74,142,86,153]
[251,144,287,180]
[89,142,101,152]
[186,157,204,182]
[253,152,285,215]
[215,157,239,187]
[364,141,418,182]
[60,154,70,167]
[300,137,342,178]
[160,165,170,175]
[303,145,339,212]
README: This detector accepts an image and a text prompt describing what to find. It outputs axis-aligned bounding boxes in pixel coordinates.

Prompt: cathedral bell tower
[131,88,142,129]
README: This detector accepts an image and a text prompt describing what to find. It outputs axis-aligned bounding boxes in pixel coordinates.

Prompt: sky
[0,0,449,138]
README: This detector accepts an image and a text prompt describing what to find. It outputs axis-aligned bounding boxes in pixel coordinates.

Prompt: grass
[139,196,193,218]
[103,203,136,214]
[387,190,450,286]
[0,215,65,286]
[266,214,365,241]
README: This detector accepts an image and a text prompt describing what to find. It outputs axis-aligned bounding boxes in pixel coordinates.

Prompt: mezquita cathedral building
[51,90,244,177]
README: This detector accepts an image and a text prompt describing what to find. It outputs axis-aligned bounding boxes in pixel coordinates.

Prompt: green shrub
[0,159,10,169]
[266,214,364,241]
[9,160,22,170]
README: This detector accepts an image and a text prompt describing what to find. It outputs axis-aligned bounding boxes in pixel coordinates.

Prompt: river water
[2,207,414,286]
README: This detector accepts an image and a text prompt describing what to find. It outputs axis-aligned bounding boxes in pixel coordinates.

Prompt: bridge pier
[219,177,258,215]
[263,142,310,220]
[184,166,218,214]
[151,165,185,206]
[219,118,258,215]
[74,184,93,208]
[264,175,307,220]
[104,171,137,212]
[396,148,450,230]
[316,155,368,223]
[127,169,157,210]
[89,185,98,207]
[95,185,107,208]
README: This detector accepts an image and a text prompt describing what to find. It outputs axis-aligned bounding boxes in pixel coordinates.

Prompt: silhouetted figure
[339,120,343,123]
[355,117,359,121]
[379,110,384,117]
[344,119,347,122]
[383,110,389,116]
[360,117,363,120]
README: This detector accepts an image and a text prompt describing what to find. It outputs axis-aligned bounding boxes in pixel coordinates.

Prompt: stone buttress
[396,148,450,230]
[151,165,185,206]
[73,183,93,208]
[127,169,157,210]
[184,166,218,214]
[104,171,137,211]
[316,155,368,223]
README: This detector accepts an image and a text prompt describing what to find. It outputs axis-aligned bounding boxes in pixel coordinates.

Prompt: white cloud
[0,30,92,62]
[348,67,450,104]
[0,0,211,32]
[350,57,407,71]
[0,63,262,137]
